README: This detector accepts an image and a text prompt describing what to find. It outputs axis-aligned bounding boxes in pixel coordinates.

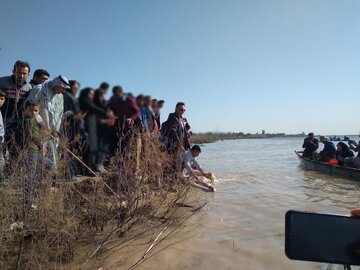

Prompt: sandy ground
[63,188,207,270]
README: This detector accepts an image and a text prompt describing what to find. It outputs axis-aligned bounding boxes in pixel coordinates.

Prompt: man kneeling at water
[183,145,215,192]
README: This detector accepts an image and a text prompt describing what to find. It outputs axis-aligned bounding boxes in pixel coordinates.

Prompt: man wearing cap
[26,75,70,166]
[313,136,336,162]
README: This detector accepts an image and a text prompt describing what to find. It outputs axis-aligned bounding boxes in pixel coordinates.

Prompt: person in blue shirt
[313,136,336,162]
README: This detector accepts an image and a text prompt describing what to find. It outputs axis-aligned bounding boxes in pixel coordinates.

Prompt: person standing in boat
[313,136,336,162]
[302,132,319,159]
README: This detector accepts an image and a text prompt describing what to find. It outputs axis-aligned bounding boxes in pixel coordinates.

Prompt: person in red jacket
[108,86,140,129]
[107,85,140,153]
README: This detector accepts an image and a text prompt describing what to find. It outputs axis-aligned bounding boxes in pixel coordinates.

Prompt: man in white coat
[26,75,70,166]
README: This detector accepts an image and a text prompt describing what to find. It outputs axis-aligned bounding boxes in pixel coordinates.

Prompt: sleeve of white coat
[56,96,64,132]
[26,85,42,103]
[52,95,64,132]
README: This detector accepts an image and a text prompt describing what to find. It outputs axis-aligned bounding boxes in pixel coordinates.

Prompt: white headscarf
[42,75,70,102]
[41,75,70,115]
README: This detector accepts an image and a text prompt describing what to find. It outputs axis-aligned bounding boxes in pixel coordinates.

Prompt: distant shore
[191,132,305,144]
[191,132,359,144]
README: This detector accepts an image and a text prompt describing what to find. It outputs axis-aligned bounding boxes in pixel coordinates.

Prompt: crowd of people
[302,132,360,168]
[0,60,204,181]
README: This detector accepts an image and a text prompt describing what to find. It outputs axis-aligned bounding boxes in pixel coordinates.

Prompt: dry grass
[0,131,200,269]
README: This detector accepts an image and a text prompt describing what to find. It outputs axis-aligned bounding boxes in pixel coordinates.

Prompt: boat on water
[295,151,360,181]
[329,136,350,142]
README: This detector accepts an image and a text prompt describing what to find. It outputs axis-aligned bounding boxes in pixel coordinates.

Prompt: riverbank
[0,135,202,269]
[65,188,207,269]
[191,132,305,144]
[0,172,202,269]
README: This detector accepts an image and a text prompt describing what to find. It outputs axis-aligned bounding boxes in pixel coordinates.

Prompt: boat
[329,136,349,142]
[295,151,360,181]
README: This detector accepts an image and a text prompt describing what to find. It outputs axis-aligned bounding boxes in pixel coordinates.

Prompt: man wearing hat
[26,75,70,166]
[313,136,336,162]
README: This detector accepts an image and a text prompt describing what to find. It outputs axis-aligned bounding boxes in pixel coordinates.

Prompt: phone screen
[285,210,360,265]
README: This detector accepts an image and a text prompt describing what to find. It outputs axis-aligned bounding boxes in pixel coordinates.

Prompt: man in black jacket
[302,132,319,159]
[161,102,190,155]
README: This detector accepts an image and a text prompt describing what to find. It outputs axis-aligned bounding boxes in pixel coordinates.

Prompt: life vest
[327,159,338,165]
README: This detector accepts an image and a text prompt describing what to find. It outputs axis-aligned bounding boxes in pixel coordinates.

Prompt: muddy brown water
[70,137,360,269]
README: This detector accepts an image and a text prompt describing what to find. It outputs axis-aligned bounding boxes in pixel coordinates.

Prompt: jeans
[31,152,55,170]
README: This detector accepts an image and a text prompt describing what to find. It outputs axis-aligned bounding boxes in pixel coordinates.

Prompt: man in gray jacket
[0,60,32,157]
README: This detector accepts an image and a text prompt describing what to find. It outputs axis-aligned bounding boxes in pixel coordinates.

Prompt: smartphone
[285,210,360,265]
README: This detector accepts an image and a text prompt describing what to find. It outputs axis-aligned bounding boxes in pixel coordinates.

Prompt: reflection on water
[140,138,360,270]
[300,170,360,209]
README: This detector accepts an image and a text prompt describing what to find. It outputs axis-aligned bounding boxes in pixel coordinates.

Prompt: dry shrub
[0,131,199,269]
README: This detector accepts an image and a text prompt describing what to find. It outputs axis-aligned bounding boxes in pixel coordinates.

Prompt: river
[139,137,360,270]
